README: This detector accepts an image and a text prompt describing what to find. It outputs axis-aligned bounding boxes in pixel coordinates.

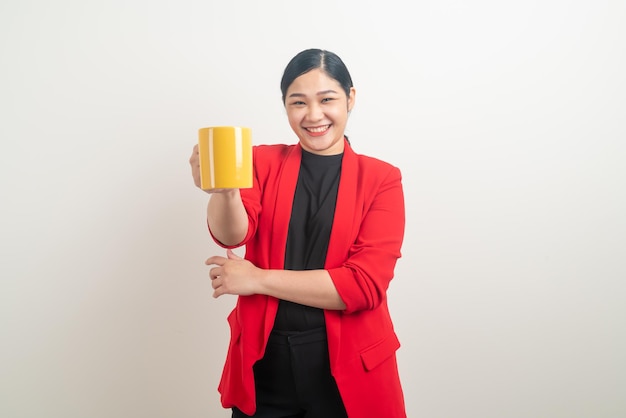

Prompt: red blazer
[213,139,407,418]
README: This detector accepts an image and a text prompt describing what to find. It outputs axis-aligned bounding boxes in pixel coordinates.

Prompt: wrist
[254,268,272,296]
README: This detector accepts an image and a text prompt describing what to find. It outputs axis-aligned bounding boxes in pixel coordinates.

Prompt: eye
[321,97,334,103]
[290,100,306,106]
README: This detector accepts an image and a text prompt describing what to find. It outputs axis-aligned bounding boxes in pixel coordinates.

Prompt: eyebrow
[288,89,339,98]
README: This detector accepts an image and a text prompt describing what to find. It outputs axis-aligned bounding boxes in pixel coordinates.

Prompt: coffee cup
[197,126,253,189]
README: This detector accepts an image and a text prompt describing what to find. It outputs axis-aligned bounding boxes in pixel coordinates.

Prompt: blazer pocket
[360,333,401,372]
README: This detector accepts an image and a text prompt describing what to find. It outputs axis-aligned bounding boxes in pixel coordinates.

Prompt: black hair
[280,49,353,104]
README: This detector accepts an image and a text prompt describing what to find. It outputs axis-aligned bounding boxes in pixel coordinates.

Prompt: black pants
[232,327,348,418]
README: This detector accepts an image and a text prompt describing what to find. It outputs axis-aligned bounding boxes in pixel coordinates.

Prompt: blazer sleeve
[328,164,406,314]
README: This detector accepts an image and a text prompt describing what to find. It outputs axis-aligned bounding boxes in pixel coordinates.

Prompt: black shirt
[273,149,343,331]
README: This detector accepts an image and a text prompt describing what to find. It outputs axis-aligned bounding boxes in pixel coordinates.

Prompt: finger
[226,249,243,260]
[212,280,223,298]
[189,145,199,163]
[205,256,227,266]
[209,267,221,280]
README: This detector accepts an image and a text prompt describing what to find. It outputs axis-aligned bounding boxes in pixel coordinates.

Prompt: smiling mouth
[305,125,330,133]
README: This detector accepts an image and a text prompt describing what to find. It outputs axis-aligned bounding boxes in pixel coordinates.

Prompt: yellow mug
[197,126,253,189]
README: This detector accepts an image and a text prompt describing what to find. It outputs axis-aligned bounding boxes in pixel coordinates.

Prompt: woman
[189,48,407,418]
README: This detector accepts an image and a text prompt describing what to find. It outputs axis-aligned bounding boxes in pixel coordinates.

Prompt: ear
[347,87,356,112]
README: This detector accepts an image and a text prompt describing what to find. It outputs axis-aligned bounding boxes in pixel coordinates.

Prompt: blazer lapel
[269,145,302,269]
[327,139,359,268]
[325,139,359,368]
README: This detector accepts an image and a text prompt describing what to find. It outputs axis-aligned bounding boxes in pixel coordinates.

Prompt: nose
[306,103,324,121]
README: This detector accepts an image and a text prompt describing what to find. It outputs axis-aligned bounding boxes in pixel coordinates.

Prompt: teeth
[307,125,329,133]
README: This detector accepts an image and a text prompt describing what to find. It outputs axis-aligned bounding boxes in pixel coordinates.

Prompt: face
[284,68,356,155]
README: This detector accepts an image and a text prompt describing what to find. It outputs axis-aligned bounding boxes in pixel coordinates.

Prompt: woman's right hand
[189,144,204,190]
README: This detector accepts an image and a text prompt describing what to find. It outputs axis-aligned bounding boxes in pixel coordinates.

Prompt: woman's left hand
[205,249,262,298]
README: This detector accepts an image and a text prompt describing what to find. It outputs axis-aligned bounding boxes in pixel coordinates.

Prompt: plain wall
[1,0,625,417]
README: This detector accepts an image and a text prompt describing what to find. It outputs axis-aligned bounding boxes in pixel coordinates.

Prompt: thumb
[226,249,243,260]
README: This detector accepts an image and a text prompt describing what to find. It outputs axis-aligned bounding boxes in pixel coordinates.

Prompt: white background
[1,1,625,417]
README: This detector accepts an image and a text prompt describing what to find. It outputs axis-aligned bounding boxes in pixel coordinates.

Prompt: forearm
[207,190,249,246]
[258,268,346,310]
